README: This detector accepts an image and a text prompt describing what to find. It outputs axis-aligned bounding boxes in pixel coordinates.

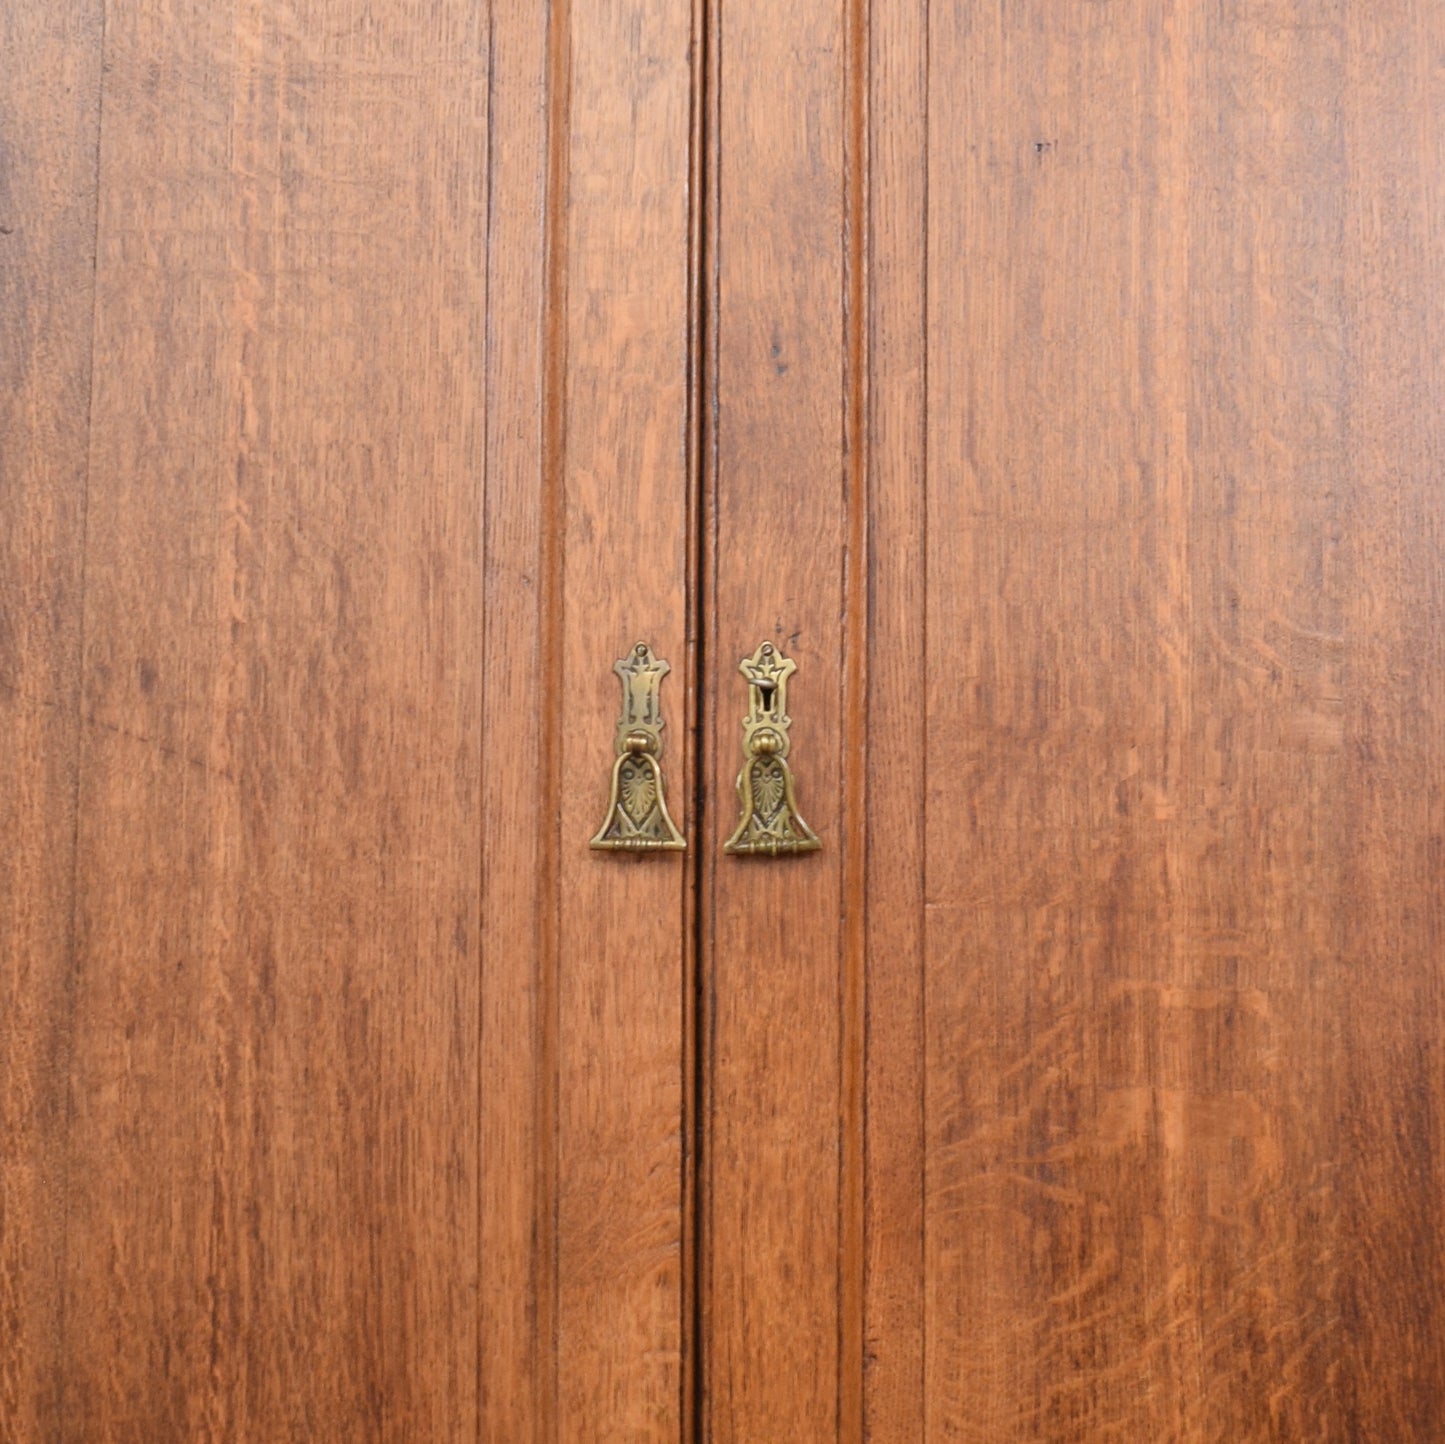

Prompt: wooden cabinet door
[2,1,697,1439]
[6,1,1445,1441]
[698,1,1445,1440]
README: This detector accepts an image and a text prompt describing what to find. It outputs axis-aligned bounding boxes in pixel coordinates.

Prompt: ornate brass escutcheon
[590,642,687,851]
[723,640,821,856]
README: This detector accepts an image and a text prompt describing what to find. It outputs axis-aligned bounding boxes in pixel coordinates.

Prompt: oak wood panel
[552,0,695,1437]
[0,5,103,1439]
[3,0,697,1435]
[919,1,1445,1438]
[861,0,927,1437]
[61,3,489,1436]
[477,2,551,1438]
[1338,5,1445,1434]
[702,0,853,1435]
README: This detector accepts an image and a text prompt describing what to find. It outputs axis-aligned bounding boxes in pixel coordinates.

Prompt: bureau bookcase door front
[4,1,1444,1441]
[697,1,1445,1441]
[2,1,695,1440]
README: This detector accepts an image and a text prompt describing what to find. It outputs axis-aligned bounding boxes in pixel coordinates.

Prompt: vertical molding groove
[840,0,871,1436]
[475,3,497,1437]
[683,0,712,1436]
[537,0,572,1436]
[861,0,929,1434]
[693,0,723,1434]
[919,2,931,1433]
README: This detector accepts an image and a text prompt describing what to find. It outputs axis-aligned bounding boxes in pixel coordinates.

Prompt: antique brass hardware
[723,640,821,856]
[590,642,687,851]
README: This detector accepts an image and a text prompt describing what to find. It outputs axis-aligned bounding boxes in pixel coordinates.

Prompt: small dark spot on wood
[137,657,158,694]
[0,225,14,236]
[1034,139,1054,155]
[771,329,788,375]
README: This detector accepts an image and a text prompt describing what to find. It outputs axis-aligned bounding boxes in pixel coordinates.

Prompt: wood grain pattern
[1338,5,1445,1433]
[0,5,104,1440]
[552,0,694,1437]
[483,2,697,1433]
[861,0,927,1437]
[913,0,1445,1437]
[478,1,552,1436]
[2,0,695,1437]
[59,3,492,1436]
[702,0,851,1435]
[706,0,1445,1435]
[9,0,1445,1437]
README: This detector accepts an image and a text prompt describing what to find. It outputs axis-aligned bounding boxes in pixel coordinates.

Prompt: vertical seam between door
[694,0,723,1435]
[841,0,872,1436]
[475,1,497,1437]
[683,0,712,1435]
[537,0,572,1435]
[919,3,931,1437]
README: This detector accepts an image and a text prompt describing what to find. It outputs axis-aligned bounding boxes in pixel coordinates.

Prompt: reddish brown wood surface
[60,2,492,1436]
[478,3,552,1436]
[701,0,1445,1438]
[1338,8,1445,1434]
[7,0,1445,1439]
[861,0,928,1436]
[550,0,694,1437]
[911,0,1445,1437]
[0,5,104,1440]
[1,0,694,1439]
[699,0,856,1435]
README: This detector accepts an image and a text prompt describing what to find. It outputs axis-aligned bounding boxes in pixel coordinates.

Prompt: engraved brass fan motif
[749,756,786,822]
[618,757,659,829]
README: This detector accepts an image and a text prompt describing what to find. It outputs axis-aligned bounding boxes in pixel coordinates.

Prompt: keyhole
[756,681,776,714]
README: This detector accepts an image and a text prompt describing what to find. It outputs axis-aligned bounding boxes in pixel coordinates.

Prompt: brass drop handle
[591,642,686,851]
[723,641,820,856]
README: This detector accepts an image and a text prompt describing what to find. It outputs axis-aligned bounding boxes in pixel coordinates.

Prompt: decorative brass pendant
[590,642,687,851]
[723,640,821,856]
